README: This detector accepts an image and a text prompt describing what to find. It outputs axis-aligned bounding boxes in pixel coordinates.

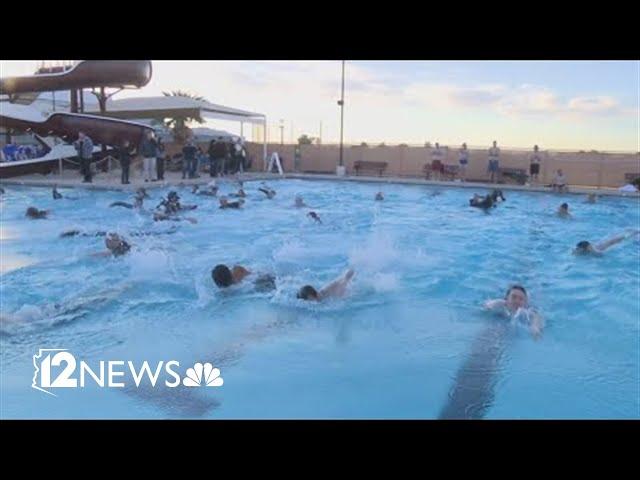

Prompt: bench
[423,163,459,181]
[353,160,387,176]
[500,167,528,185]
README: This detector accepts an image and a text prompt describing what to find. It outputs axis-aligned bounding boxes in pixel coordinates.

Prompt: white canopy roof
[87,96,266,124]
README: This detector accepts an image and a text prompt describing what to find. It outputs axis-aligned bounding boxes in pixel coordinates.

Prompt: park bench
[353,160,388,176]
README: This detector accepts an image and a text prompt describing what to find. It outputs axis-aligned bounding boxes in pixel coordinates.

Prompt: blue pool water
[1,180,638,419]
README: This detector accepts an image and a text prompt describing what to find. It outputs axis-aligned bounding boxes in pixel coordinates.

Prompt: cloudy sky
[2,60,638,151]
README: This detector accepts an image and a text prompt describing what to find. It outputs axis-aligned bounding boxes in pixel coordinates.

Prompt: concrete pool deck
[1,169,639,198]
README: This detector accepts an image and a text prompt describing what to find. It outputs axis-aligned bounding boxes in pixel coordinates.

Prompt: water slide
[0,60,152,96]
[0,61,154,147]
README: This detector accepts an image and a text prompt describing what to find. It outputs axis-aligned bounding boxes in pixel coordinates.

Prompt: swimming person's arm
[594,231,638,251]
[318,268,355,300]
[483,299,506,311]
[529,310,544,340]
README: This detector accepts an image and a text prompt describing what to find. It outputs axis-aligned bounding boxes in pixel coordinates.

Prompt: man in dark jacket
[182,139,199,179]
[118,140,135,184]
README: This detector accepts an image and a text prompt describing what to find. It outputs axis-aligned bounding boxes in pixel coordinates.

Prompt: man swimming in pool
[91,233,132,257]
[110,189,146,209]
[258,184,276,199]
[557,202,571,218]
[26,207,49,219]
[307,211,322,223]
[573,230,640,256]
[52,185,63,200]
[375,192,384,201]
[483,285,544,340]
[219,196,244,209]
[294,195,308,208]
[470,194,495,209]
[192,183,219,197]
[229,181,246,198]
[211,264,277,292]
[297,268,355,302]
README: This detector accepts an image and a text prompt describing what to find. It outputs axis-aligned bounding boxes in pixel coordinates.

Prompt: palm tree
[160,90,208,143]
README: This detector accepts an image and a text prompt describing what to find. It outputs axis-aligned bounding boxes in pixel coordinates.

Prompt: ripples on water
[1,181,638,418]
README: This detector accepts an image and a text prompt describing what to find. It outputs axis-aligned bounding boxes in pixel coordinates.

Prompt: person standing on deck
[156,136,166,181]
[431,142,445,181]
[487,140,500,184]
[139,131,158,183]
[529,145,542,185]
[458,143,469,182]
[117,140,135,185]
[73,131,94,183]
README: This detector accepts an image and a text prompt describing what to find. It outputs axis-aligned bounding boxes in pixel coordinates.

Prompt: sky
[1,60,638,151]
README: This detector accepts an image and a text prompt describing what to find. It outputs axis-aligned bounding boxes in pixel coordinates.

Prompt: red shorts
[431,160,444,172]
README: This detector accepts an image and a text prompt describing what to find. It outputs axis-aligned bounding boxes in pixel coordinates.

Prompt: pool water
[1,180,638,419]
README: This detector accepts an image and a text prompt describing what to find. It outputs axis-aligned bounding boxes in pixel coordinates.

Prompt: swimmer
[375,192,384,201]
[211,264,277,292]
[258,185,276,199]
[153,211,198,224]
[219,197,244,209]
[573,230,640,256]
[557,202,571,218]
[91,233,132,257]
[294,195,307,208]
[491,189,506,202]
[483,285,544,340]
[585,193,597,204]
[297,268,355,302]
[307,211,322,223]
[52,185,63,200]
[110,190,146,209]
[0,187,4,194]
[469,194,494,209]
[192,183,219,197]
[26,207,49,219]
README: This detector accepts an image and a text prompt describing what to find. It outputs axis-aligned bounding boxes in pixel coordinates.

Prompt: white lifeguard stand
[266,152,284,175]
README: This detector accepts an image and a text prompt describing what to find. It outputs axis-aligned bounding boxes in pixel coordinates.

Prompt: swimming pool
[1,179,638,419]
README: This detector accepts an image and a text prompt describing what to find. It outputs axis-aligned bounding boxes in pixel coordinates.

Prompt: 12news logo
[32,349,223,396]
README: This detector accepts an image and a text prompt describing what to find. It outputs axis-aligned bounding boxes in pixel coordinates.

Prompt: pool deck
[1,169,639,198]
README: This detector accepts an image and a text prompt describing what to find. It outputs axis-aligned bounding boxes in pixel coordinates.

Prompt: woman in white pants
[143,157,156,182]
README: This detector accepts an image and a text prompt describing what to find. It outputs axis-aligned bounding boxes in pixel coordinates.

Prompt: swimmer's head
[559,203,569,212]
[375,192,384,200]
[295,195,304,206]
[505,285,528,311]
[297,285,319,301]
[574,240,594,254]
[26,207,45,218]
[105,233,130,256]
[212,264,233,288]
[219,197,228,206]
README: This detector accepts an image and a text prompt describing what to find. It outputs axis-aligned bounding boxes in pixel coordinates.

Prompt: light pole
[279,119,284,145]
[337,60,346,175]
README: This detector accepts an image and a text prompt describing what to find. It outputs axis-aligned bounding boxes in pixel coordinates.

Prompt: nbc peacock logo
[182,362,224,387]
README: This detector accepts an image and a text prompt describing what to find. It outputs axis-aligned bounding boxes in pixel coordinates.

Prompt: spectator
[117,140,135,185]
[73,131,94,183]
[139,130,158,182]
[156,137,166,181]
[529,145,542,184]
[430,142,444,181]
[182,138,199,180]
[551,169,568,193]
[458,143,469,182]
[487,140,500,184]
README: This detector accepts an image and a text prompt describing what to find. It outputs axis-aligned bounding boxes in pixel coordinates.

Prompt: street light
[279,119,284,145]
[338,60,345,172]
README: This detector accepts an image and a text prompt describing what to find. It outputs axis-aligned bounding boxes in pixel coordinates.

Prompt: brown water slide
[0,107,152,147]
[0,61,152,95]
[0,60,154,147]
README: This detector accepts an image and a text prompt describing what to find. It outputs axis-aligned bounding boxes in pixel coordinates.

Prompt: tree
[298,134,314,145]
[160,90,207,143]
